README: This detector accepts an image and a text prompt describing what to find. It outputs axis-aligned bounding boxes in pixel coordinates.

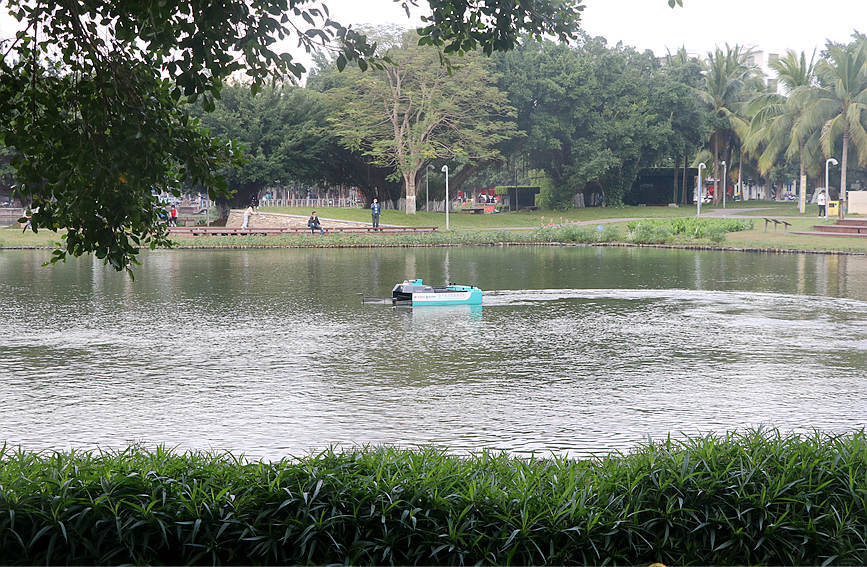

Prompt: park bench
[762,217,792,233]
[169,227,288,236]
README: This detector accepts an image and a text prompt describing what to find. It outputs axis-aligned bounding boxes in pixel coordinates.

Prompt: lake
[2,246,866,460]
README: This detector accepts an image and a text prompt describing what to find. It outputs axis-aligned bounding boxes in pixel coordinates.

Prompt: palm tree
[697,45,758,204]
[745,50,819,207]
[797,41,867,219]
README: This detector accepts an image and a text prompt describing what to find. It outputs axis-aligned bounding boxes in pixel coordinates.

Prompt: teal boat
[391,279,482,306]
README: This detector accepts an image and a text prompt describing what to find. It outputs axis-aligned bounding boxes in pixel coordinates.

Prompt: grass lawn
[3,204,866,253]
[0,226,64,248]
[725,217,867,253]
[261,200,847,226]
[261,204,693,229]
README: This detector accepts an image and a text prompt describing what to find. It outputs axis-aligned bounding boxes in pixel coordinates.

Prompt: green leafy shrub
[626,218,753,244]
[529,223,622,243]
[1,430,866,565]
[598,225,624,242]
[630,221,673,244]
[704,224,728,243]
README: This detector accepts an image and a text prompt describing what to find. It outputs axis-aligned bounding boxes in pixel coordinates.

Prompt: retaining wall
[226,210,374,229]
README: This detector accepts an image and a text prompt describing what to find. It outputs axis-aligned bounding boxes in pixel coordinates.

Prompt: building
[745,50,781,92]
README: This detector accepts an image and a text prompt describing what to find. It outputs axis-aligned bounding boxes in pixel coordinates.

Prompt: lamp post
[441,165,450,230]
[697,162,706,217]
[721,161,727,209]
[825,157,838,220]
[425,164,433,212]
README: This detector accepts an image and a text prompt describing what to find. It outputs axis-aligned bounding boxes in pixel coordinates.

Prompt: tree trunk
[672,160,679,203]
[799,140,806,214]
[713,132,721,205]
[840,131,849,220]
[404,171,417,214]
[681,151,688,205]
[216,182,261,222]
[451,163,486,196]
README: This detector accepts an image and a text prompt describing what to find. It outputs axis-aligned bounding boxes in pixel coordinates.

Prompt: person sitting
[307,211,324,235]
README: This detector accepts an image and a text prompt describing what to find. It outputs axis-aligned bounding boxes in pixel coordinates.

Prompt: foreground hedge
[1,430,866,565]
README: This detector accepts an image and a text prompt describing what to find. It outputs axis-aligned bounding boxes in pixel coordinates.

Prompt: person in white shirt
[817,190,827,217]
[241,205,253,228]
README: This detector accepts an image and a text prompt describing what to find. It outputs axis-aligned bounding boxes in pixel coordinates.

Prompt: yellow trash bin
[827,200,839,216]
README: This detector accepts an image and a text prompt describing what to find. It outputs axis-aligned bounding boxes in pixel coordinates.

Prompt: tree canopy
[495,35,698,207]
[0,0,585,272]
[324,28,518,213]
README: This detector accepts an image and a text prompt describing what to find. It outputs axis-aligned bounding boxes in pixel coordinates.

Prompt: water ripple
[1,248,866,460]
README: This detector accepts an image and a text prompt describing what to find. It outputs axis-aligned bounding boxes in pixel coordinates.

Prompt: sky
[322,0,867,59]
[2,1,865,64]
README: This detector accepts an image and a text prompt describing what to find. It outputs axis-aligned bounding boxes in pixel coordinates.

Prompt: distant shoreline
[2,240,865,256]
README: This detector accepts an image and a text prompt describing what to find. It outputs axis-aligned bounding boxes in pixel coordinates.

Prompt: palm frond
[847,104,867,164]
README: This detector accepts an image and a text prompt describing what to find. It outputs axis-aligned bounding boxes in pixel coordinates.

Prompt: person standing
[817,189,827,217]
[241,205,253,228]
[370,198,381,230]
[307,211,324,235]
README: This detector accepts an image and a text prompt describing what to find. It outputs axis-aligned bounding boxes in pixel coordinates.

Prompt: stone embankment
[226,210,372,229]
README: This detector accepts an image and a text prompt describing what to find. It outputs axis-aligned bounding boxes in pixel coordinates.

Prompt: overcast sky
[2,1,864,63]
[324,0,866,58]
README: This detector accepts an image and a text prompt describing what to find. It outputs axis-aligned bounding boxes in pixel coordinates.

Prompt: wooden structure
[792,219,867,237]
[493,186,540,211]
[762,217,792,233]
[169,226,438,237]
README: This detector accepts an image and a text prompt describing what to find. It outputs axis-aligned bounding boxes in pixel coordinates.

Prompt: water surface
[2,247,866,459]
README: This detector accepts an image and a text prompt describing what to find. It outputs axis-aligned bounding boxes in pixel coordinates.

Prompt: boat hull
[391,279,483,306]
[411,288,482,306]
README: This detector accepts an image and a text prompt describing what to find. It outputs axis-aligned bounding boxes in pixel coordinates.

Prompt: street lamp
[825,157,838,220]
[425,164,434,212]
[441,164,450,230]
[721,161,727,209]
[697,162,706,217]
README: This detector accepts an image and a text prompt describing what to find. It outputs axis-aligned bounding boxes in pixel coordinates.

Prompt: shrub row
[626,218,754,244]
[531,223,624,243]
[1,429,865,565]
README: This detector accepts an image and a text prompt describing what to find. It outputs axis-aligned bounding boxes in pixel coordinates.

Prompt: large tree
[497,35,676,207]
[656,47,709,204]
[0,0,584,271]
[746,50,820,205]
[797,41,867,219]
[327,29,518,214]
[697,45,760,205]
[191,83,336,211]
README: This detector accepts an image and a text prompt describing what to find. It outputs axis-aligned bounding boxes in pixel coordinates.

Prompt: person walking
[241,205,253,228]
[22,205,38,232]
[817,189,827,217]
[307,211,324,235]
[370,198,381,230]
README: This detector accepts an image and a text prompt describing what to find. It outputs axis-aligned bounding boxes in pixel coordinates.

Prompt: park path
[699,207,776,218]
